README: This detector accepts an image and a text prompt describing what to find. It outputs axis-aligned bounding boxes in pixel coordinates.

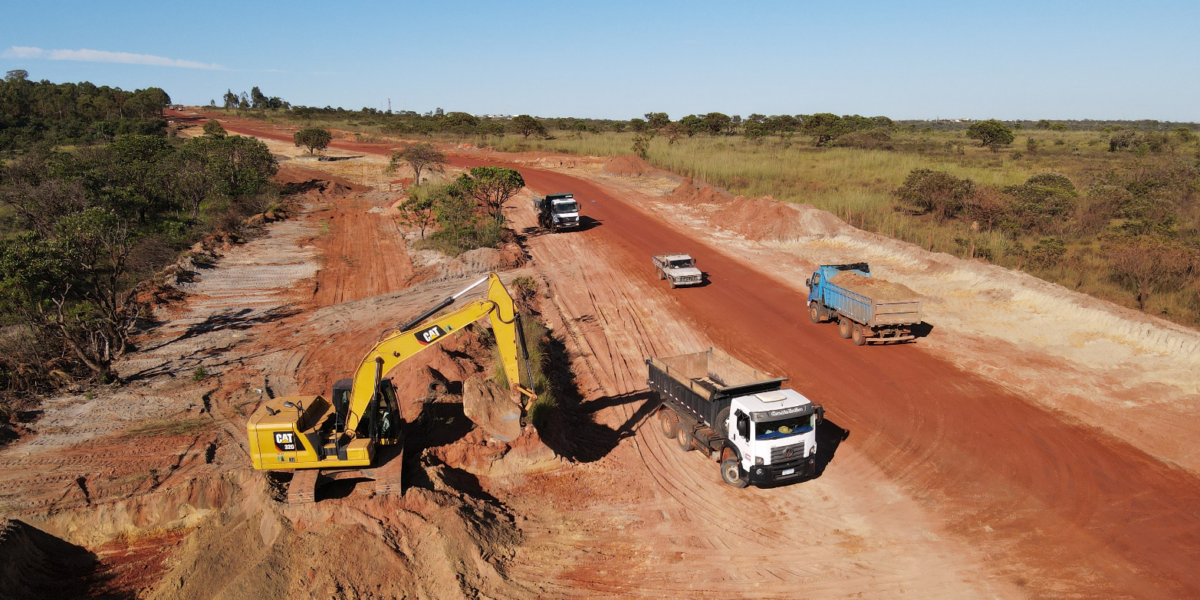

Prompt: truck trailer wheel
[809,304,822,323]
[675,422,694,452]
[852,324,866,346]
[721,458,749,488]
[658,408,678,439]
[838,318,852,339]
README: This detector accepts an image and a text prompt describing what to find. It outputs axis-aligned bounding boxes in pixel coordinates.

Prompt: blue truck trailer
[806,263,921,346]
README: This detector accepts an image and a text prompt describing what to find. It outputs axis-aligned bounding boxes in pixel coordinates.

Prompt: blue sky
[3,1,1198,120]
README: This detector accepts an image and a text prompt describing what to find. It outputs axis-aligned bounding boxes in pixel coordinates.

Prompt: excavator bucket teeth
[462,376,523,442]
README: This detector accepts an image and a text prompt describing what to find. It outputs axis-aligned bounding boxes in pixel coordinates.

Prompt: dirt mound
[669,177,730,205]
[710,196,844,241]
[830,271,921,302]
[145,469,531,600]
[668,179,846,241]
[415,243,527,284]
[603,154,651,176]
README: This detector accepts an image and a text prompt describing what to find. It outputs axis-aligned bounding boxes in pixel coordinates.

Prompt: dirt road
[202,112,1200,597]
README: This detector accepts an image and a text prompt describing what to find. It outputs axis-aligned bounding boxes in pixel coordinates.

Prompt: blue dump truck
[648,347,823,488]
[806,263,922,346]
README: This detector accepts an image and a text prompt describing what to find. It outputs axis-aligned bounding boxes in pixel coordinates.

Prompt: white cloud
[2,46,223,70]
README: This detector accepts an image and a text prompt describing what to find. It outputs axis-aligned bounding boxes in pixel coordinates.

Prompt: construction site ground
[1,109,1198,599]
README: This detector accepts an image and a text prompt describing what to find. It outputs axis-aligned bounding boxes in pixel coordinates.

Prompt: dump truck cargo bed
[826,271,921,327]
[647,347,785,432]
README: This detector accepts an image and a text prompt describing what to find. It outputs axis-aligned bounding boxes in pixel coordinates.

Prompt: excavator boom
[246,273,535,476]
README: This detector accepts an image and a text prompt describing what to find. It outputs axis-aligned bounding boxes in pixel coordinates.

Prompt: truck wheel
[838,318,852,339]
[669,279,677,289]
[657,269,664,280]
[675,422,693,452]
[714,407,730,439]
[809,304,822,323]
[721,458,749,488]
[852,324,866,346]
[658,409,677,439]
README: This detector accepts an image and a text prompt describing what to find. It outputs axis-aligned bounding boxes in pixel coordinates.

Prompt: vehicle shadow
[519,216,603,238]
[758,417,850,489]
[910,321,935,339]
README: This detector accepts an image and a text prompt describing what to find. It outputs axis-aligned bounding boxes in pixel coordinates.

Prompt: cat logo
[416,324,447,345]
[274,431,298,452]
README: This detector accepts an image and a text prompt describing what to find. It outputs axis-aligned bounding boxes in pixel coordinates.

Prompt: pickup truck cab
[652,253,703,288]
[533,193,581,232]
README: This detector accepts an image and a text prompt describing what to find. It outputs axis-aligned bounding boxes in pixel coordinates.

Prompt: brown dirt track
[195,112,1200,598]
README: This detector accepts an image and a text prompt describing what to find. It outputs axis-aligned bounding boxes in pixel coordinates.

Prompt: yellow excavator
[246,273,537,502]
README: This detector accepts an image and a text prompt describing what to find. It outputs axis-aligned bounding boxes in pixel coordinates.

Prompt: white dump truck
[648,347,824,488]
[652,253,703,288]
[533,193,581,232]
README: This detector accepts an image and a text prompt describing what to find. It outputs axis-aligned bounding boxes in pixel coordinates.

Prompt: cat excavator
[246,273,537,502]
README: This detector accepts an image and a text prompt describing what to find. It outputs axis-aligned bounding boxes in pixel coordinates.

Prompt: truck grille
[771,442,805,464]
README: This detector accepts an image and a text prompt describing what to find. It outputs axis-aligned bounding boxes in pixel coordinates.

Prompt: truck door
[734,409,752,469]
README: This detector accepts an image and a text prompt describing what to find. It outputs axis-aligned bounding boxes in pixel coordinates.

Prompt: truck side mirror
[805,278,812,288]
[736,417,749,440]
[816,405,825,425]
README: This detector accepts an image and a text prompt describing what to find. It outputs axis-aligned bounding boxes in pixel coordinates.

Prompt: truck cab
[652,253,704,288]
[724,389,821,485]
[534,193,581,232]
[806,262,870,307]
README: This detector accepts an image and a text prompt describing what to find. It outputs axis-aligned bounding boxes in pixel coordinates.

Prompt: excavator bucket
[462,376,523,442]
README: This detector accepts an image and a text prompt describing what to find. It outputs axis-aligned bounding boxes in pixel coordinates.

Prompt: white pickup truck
[652,253,703,288]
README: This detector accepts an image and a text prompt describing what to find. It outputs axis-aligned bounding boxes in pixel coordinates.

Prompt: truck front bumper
[747,457,816,485]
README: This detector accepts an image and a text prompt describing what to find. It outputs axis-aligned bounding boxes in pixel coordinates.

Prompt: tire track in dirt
[452,155,1200,599]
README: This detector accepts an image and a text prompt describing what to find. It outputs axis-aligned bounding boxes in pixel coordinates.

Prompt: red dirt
[603,154,651,176]
[668,178,845,241]
[198,111,1200,597]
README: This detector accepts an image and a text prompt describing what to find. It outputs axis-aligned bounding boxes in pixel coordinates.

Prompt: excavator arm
[342,272,535,434]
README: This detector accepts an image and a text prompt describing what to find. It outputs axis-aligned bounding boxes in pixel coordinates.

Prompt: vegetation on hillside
[401,166,524,257]
[1,74,280,413]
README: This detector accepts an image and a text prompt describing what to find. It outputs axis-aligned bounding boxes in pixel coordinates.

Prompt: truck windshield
[755,415,813,440]
[669,260,694,269]
[554,202,579,213]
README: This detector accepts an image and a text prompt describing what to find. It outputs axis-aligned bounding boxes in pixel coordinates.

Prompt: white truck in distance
[533,193,581,232]
[648,348,824,488]
[652,253,703,288]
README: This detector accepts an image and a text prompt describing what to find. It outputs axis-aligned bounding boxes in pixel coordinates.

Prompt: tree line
[0,69,171,151]
[1,83,278,405]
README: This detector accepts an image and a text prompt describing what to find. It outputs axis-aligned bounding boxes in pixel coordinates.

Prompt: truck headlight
[755,457,763,465]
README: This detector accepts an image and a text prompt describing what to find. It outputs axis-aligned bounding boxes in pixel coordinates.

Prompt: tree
[1107,239,1196,311]
[702,112,731,136]
[455,167,525,220]
[203,119,227,137]
[679,114,705,137]
[966,119,1015,149]
[397,193,436,239]
[389,142,447,186]
[125,87,171,118]
[801,113,847,146]
[512,114,546,139]
[629,118,647,133]
[644,112,670,131]
[632,134,651,159]
[663,122,686,145]
[223,90,238,109]
[293,127,332,155]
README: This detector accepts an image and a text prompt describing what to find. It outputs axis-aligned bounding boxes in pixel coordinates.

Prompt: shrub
[893,169,976,221]
[293,127,332,154]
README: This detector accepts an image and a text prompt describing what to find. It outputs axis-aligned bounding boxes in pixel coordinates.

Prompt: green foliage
[411,183,507,257]
[293,127,332,154]
[203,120,227,137]
[702,112,732,136]
[966,120,1015,149]
[1004,172,1078,234]
[645,112,671,130]
[0,73,170,150]
[1028,237,1067,267]
[192,366,208,381]
[893,169,977,221]
[512,114,546,139]
[397,190,436,238]
[454,166,525,219]
[0,119,278,393]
